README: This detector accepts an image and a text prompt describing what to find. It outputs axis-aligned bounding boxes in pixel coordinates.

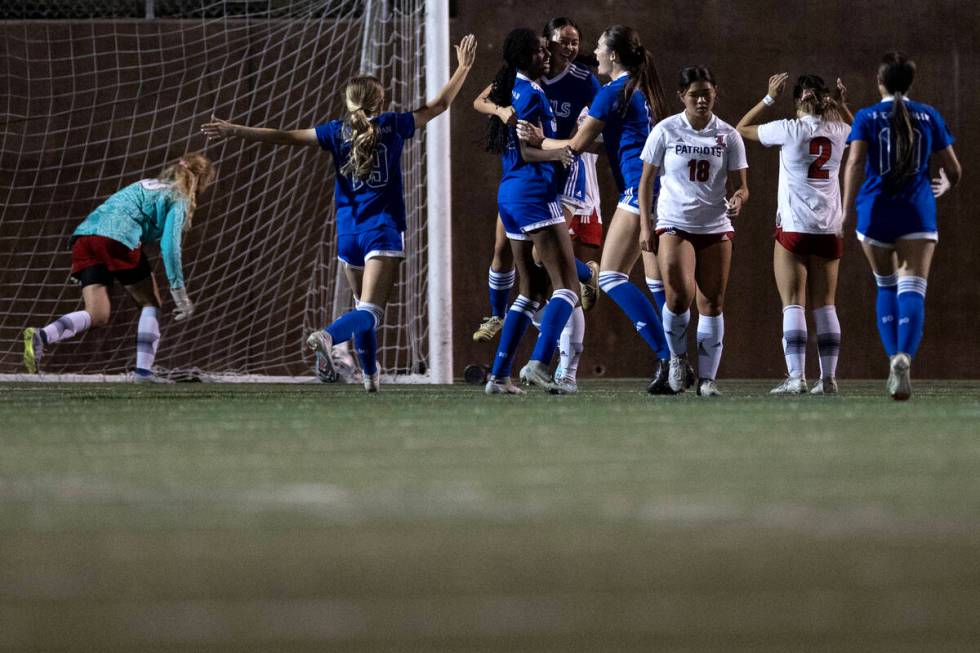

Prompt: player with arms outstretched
[737,73,853,395]
[202,35,477,392]
[841,51,961,400]
[23,154,215,382]
[638,66,750,397]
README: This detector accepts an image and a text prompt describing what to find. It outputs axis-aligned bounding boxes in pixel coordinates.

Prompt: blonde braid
[340,76,385,181]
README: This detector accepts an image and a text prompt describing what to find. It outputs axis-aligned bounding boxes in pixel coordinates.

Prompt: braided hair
[341,75,385,181]
[484,28,539,155]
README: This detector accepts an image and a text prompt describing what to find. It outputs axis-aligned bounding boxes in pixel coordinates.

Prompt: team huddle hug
[23,21,961,401]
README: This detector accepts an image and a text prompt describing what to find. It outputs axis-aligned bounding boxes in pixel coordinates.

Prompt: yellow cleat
[580,260,600,312]
[23,327,43,374]
[472,315,504,342]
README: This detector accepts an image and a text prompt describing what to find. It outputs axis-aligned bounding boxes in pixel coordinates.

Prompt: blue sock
[600,272,669,359]
[874,273,899,357]
[488,268,515,318]
[646,277,666,315]
[897,276,927,358]
[354,329,377,375]
[490,295,540,378]
[326,303,382,345]
[530,289,577,363]
[575,258,592,283]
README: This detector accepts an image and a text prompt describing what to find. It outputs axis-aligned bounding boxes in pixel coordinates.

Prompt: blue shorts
[498,200,565,241]
[617,186,640,215]
[557,158,588,211]
[856,200,938,247]
[337,226,404,268]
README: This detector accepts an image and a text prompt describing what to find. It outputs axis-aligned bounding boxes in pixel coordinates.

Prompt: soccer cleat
[23,327,43,374]
[810,378,838,395]
[363,370,381,393]
[132,371,175,384]
[551,376,579,395]
[580,260,600,312]
[668,355,688,393]
[484,376,526,395]
[887,353,912,401]
[697,379,721,397]
[647,359,675,395]
[770,376,808,395]
[472,315,504,342]
[519,360,562,393]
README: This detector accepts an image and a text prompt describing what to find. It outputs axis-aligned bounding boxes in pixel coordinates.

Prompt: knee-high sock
[531,289,577,364]
[897,276,927,358]
[354,329,378,375]
[557,306,585,381]
[575,258,593,283]
[812,305,841,380]
[599,271,669,359]
[41,310,92,345]
[326,302,383,345]
[646,277,666,315]
[662,307,690,357]
[696,313,725,381]
[781,304,806,379]
[135,307,160,374]
[490,295,540,378]
[488,267,515,318]
[874,273,899,357]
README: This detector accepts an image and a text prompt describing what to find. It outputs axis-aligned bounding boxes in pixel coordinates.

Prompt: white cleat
[696,379,721,397]
[363,370,380,393]
[770,376,808,395]
[551,376,579,395]
[519,360,562,393]
[888,353,912,401]
[810,378,839,395]
[307,330,335,380]
[668,355,688,393]
[484,376,526,395]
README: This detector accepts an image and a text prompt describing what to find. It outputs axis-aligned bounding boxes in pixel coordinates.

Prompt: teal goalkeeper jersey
[72,179,190,288]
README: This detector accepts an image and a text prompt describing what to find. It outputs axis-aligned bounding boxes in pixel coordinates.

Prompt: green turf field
[2,380,980,652]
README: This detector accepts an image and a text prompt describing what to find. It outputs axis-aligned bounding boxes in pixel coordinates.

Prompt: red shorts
[657,226,734,251]
[568,210,603,247]
[70,235,151,286]
[775,228,844,260]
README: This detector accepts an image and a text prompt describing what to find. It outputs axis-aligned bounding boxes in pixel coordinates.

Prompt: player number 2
[807,137,832,180]
[687,159,710,182]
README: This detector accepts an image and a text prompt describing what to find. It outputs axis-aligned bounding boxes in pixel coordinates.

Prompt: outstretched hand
[768,72,790,99]
[836,77,848,103]
[200,114,235,143]
[455,34,477,69]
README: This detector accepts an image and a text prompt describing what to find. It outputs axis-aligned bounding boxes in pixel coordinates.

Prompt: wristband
[762,95,776,106]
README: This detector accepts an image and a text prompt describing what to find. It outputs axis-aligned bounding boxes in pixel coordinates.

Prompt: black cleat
[647,359,676,395]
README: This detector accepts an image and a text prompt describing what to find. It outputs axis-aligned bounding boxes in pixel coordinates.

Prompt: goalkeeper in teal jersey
[22,153,215,382]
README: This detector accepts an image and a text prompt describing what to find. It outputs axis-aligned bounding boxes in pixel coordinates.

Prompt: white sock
[531,303,546,331]
[135,307,160,373]
[41,310,92,345]
[812,305,841,380]
[557,306,585,381]
[781,304,807,379]
[662,307,690,357]
[696,313,725,381]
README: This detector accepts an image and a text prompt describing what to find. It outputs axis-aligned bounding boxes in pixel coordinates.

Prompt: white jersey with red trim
[757,115,851,234]
[640,112,748,234]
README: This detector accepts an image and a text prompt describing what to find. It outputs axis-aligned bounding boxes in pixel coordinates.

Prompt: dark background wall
[449,0,977,379]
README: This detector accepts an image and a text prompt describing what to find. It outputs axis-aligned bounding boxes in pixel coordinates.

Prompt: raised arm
[201,114,318,147]
[835,78,854,125]
[473,82,517,126]
[413,34,477,129]
[736,73,788,142]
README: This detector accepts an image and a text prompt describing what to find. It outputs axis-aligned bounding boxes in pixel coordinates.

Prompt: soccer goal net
[0,0,452,383]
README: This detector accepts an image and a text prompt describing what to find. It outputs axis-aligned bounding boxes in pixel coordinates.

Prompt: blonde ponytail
[158,152,214,229]
[340,76,385,181]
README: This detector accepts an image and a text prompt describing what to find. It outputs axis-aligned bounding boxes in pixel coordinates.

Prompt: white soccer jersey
[757,115,851,234]
[572,152,602,221]
[640,113,748,234]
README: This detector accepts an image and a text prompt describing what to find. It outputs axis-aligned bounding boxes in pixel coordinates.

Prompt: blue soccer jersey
[315,111,416,235]
[847,98,954,235]
[539,62,601,140]
[588,74,653,193]
[497,73,559,206]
